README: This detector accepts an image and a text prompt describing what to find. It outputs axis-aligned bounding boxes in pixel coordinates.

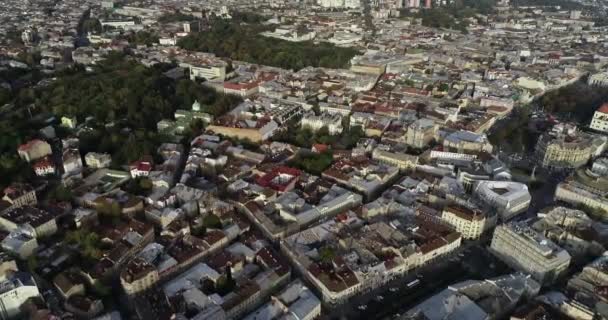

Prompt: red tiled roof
[18,139,46,152]
[255,166,301,192]
[224,81,260,91]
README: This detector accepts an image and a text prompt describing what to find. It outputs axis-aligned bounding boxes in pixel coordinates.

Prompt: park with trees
[177,14,360,71]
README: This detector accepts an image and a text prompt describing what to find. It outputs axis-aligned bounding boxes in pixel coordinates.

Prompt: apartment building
[491,223,571,284]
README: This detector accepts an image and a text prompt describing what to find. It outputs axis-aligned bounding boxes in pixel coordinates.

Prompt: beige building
[535,124,593,169]
[53,271,86,299]
[2,183,37,209]
[491,223,571,284]
[84,152,112,169]
[0,206,58,238]
[443,131,493,154]
[554,181,608,218]
[17,139,52,162]
[406,118,437,149]
[371,149,418,171]
[553,167,608,220]
[120,258,160,297]
[568,254,608,305]
[207,120,279,142]
[441,206,486,239]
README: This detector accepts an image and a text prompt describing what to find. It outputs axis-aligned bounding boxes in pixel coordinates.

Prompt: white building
[85,153,112,169]
[189,63,227,82]
[319,0,359,8]
[588,72,608,87]
[158,37,177,46]
[1,231,38,259]
[301,111,343,135]
[490,223,571,284]
[441,206,488,240]
[474,181,531,221]
[62,149,83,178]
[0,272,40,319]
[261,27,317,42]
[590,103,608,133]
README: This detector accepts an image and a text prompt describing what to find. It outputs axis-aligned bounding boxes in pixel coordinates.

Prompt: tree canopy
[401,0,496,32]
[178,17,360,70]
[289,151,334,175]
[539,79,608,123]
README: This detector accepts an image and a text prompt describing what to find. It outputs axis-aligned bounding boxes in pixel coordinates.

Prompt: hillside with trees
[0,54,242,176]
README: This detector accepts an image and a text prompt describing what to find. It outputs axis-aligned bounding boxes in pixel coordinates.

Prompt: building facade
[120,258,160,297]
[491,223,571,284]
[535,125,593,170]
[474,181,531,221]
[406,118,437,149]
[17,139,52,163]
[441,206,486,239]
[300,112,344,135]
[0,272,40,320]
[590,103,608,133]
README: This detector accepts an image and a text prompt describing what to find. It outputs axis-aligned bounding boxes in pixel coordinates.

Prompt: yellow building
[371,149,418,171]
[535,126,593,169]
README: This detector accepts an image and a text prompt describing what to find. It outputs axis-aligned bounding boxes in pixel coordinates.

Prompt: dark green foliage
[78,127,168,168]
[489,79,608,153]
[318,246,336,264]
[276,123,364,150]
[178,18,360,70]
[122,177,153,196]
[38,53,174,129]
[202,214,222,229]
[488,106,536,153]
[339,125,365,149]
[158,11,197,23]
[215,269,236,296]
[175,79,242,117]
[0,113,36,188]
[402,0,496,32]
[65,229,102,261]
[32,54,239,166]
[121,31,159,46]
[539,80,608,123]
[229,11,268,24]
[82,18,102,34]
[48,185,73,202]
[289,151,333,175]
